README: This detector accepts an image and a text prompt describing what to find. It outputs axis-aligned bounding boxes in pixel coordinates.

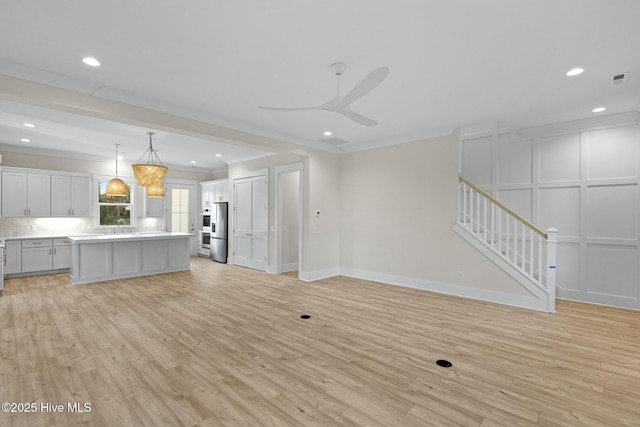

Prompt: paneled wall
[461,117,640,310]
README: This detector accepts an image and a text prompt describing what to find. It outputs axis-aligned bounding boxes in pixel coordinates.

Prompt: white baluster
[467,186,473,232]
[512,217,518,265]
[521,222,526,272]
[490,201,496,249]
[497,207,502,255]
[545,228,558,313]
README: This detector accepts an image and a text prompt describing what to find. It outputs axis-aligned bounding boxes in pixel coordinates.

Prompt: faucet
[116,219,126,233]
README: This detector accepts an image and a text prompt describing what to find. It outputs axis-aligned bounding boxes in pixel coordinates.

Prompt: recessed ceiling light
[592,107,606,113]
[23,123,36,128]
[190,160,196,164]
[116,155,124,161]
[566,68,584,77]
[324,131,332,136]
[82,57,100,67]
[20,138,30,142]
[215,154,222,157]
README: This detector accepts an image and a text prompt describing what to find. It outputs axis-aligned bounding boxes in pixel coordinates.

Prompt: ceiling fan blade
[337,66,389,107]
[259,100,334,112]
[341,108,378,126]
[259,106,318,111]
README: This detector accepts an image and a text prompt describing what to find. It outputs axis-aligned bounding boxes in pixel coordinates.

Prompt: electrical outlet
[458,271,464,280]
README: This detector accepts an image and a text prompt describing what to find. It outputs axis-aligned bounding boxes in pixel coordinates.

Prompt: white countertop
[4,233,98,241]
[67,232,194,243]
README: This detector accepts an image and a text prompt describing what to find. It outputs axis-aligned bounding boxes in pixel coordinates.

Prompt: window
[97,182,134,226]
[171,188,190,232]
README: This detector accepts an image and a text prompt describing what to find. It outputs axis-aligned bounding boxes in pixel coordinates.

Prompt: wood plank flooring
[1,257,639,426]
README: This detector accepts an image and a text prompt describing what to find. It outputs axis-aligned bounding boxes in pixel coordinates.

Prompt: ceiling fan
[259,63,390,126]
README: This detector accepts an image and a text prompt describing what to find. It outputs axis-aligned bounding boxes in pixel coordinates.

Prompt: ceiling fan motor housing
[331,62,347,75]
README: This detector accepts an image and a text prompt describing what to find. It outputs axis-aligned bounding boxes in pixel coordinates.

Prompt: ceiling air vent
[611,73,626,86]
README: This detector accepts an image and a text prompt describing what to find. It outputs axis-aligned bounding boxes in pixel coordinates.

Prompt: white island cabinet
[68,232,193,284]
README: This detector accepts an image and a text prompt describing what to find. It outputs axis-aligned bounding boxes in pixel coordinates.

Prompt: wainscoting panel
[539,187,580,237]
[461,115,640,310]
[539,132,581,183]
[497,135,532,185]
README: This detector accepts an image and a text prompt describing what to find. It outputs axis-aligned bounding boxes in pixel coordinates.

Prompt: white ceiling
[0,0,639,169]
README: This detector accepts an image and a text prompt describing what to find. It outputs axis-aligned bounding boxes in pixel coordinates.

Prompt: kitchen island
[68,232,193,284]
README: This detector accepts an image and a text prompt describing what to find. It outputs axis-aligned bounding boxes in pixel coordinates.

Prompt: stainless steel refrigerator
[210,202,228,263]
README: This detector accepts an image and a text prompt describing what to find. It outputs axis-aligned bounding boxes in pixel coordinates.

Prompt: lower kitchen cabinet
[5,238,72,277]
[4,241,22,275]
[53,239,71,269]
[22,239,53,272]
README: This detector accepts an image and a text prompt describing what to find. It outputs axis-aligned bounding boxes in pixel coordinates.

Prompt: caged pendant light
[132,132,168,187]
[106,144,128,197]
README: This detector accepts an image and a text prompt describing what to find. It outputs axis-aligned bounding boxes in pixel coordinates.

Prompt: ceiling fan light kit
[132,131,168,188]
[259,62,389,126]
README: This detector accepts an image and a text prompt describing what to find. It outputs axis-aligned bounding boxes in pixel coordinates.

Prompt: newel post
[545,228,558,313]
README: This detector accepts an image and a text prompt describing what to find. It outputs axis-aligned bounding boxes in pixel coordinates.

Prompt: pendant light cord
[135,132,165,166]
[115,144,120,177]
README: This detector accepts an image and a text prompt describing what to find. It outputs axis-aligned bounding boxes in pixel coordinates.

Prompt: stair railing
[458,175,557,311]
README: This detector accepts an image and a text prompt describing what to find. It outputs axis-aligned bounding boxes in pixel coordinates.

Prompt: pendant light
[146,181,165,198]
[132,132,168,187]
[106,144,128,197]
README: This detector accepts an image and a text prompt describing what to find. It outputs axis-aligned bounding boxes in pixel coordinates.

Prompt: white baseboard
[266,262,299,275]
[339,268,549,312]
[266,264,277,274]
[298,268,340,282]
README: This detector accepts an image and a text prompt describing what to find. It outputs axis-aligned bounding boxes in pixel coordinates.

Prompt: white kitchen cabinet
[137,185,165,217]
[1,171,51,217]
[212,181,228,202]
[201,179,228,206]
[22,239,53,273]
[53,238,71,269]
[6,238,72,276]
[145,195,164,217]
[201,182,214,206]
[4,240,22,275]
[51,175,91,217]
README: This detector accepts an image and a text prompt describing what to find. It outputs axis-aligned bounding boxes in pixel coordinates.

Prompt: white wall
[339,131,533,303]
[461,114,640,310]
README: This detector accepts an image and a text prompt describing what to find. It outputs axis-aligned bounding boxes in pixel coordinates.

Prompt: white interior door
[234,175,268,271]
[166,182,197,255]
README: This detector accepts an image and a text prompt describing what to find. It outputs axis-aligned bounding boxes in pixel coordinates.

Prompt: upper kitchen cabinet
[51,174,91,217]
[201,182,214,207]
[201,179,228,206]
[137,184,165,217]
[1,170,51,217]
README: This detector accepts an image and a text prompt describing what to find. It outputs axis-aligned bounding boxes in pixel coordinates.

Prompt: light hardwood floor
[1,257,639,426]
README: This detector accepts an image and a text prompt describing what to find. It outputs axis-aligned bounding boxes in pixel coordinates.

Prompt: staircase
[453,175,557,313]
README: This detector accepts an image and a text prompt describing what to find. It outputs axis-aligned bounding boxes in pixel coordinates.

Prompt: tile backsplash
[0,216,164,238]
